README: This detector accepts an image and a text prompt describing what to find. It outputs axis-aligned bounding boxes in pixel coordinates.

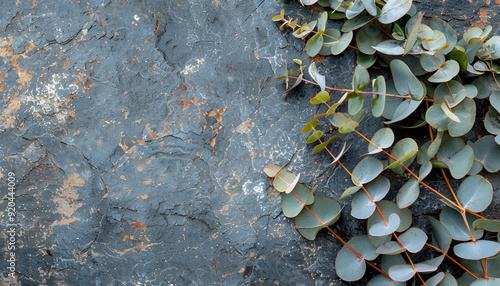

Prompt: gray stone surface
[0,0,498,285]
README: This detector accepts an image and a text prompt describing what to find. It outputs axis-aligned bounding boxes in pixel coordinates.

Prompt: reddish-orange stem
[426,243,479,279]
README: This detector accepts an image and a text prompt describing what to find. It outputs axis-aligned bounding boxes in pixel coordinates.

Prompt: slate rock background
[0,0,499,285]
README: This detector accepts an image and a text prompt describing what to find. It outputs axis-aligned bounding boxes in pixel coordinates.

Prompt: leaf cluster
[266,0,500,284]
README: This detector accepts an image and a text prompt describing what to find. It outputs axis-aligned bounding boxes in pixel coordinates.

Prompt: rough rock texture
[0,0,499,285]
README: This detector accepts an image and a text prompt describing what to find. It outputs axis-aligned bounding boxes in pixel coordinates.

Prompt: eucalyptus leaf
[331,31,353,55]
[373,40,405,56]
[357,22,385,54]
[313,135,337,152]
[404,13,424,55]
[429,17,457,55]
[426,272,445,286]
[378,0,412,24]
[368,201,412,233]
[369,213,401,237]
[372,76,387,117]
[433,80,466,107]
[308,62,326,91]
[454,240,500,260]
[485,106,500,135]
[353,65,370,92]
[357,50,378,68]
[420,51,445,73]
[341,8,381,32]
[396,178,419,208]
[428,216,452,254]
[436,132,474,179]
[273,170,299,193]
[391,59,425,101]
[351,176,391,219]
[470,135,500,172]
[368,128,394,154]
[457,175,493,213]
[473,219,500,232]
[335,235,378,281]
[305,30,324,57]
[440,206,483,241]
[281,184,316,217]
[368,274,406,286]
[352,156,384,186]
[310,91,330,104]
[264,164,283,178]
[428,60,460,83]
[386,138,418,174]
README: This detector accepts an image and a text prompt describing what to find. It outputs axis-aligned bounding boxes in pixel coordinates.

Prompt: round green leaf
[310,90,330,104]
[321,28,341,48]
[306,30,324,57]
[457,175,493,212]
[339,118,359,133]
[429,17,457,55]
[399,227,427,253]
[428,131,444,158]
[369,213,400,237]
[353,65,370,92]
[368,128,394,154]
[437,273,458,286]
[317,11,328,31]
[388,264,416,282]
[357,50,377,68]
[378,0,412,24]
[473,219,500,232]
[440,206,483,241]
[381,254,406,273]
[383,80,424,124]
[356,23,385,54]
[352,156,384,186]
[341,8,381,32]
[387,138,418,173]
[470,278,500,286]
[396,178,419,208]
[454,240,500,260]
[313,135,337,153]
[447,50,468,73]
[472,74,498,99]
[470,135,500,172]
[428,60,460,83]
[372,76,387,117]
[376,241,405,255]
[331,31,353,55]
[425,98,476,137]
[492,91,500,113]
[423,30,447,51]
[281,184,315,218]
[306,130,324,144]
[348,93,364,116]
[433,80,466,108]
[264,164,282,178]
[346,0,366,19]
[436,133,473,179]
[477,35,500,60]
[273,170,299,193]
[340,185,362,199]
[351,176,390,219]
[372,40,405,55]
[420,52,445,72]
[302,116,318,134]
[485,106,500,135]
[426,272,445,286]
[294,197,342,240]
[428,216,452,254]
[360,0,377,16]
[293,20,317,38]
[335,235,378,281]
[391,60,425,101]
[368,274,406,286]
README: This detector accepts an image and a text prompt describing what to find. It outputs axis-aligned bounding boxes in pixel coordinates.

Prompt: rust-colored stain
[108,242,158,255]
[51,173,85,227]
